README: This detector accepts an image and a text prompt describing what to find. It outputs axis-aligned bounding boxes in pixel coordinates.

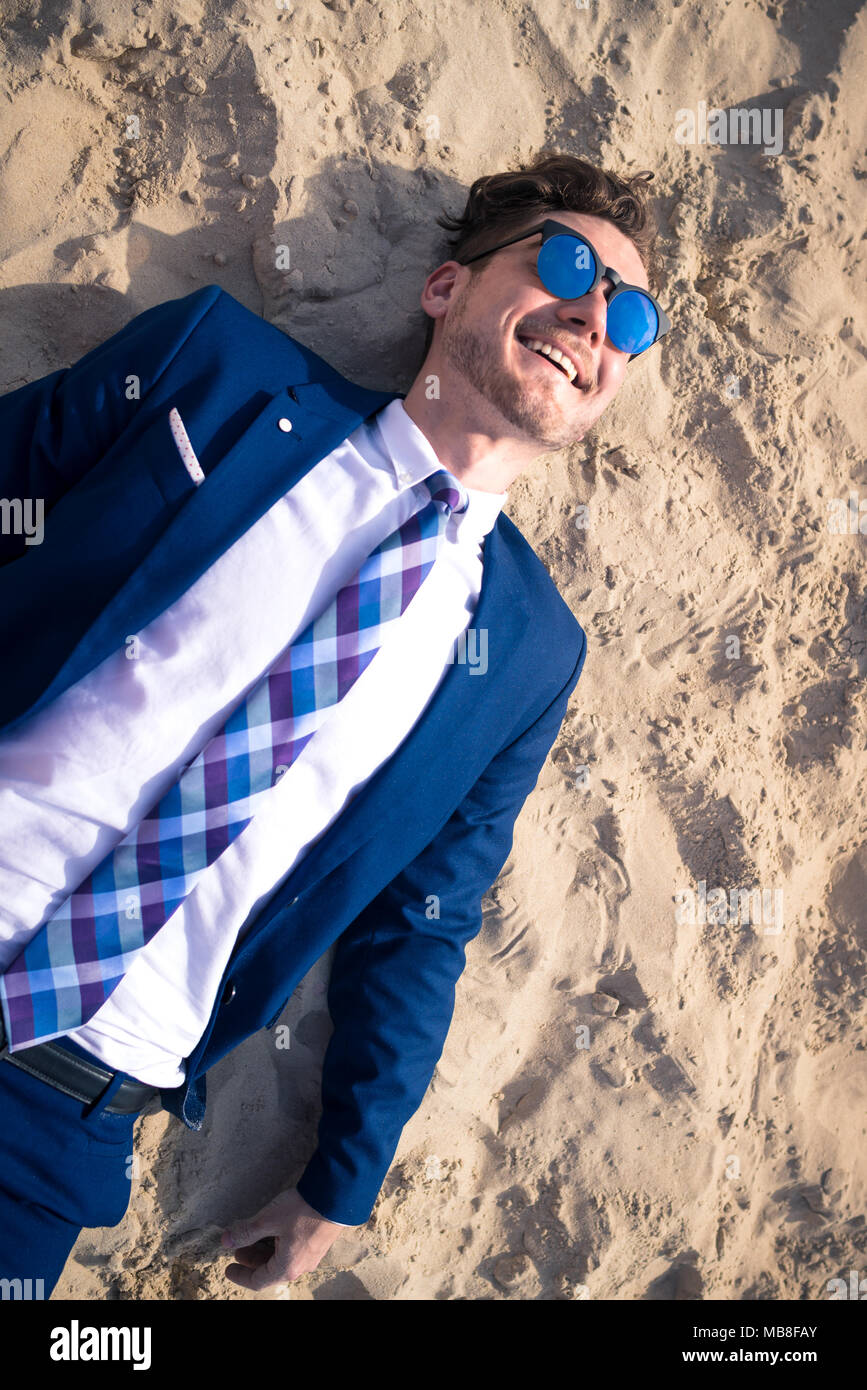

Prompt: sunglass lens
[607,291,659,354]
[537,235,597,300]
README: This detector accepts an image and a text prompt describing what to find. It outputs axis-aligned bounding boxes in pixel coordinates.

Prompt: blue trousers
[0,1036,140,1298]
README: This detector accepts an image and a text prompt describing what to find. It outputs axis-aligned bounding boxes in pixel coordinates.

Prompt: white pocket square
[168,407,205,486]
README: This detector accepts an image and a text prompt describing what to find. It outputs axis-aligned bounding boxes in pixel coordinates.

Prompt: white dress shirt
[0,399,507,1091]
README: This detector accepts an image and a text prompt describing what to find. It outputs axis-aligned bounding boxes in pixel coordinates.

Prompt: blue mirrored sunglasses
[462,218,671,358]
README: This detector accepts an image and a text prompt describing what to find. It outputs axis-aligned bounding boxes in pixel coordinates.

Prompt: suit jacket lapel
[19,376,395,726]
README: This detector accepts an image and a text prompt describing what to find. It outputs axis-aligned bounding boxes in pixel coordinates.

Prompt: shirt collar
[373,398,508,539]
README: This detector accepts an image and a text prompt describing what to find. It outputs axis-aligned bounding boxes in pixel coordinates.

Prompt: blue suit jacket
[0,284,587,1225]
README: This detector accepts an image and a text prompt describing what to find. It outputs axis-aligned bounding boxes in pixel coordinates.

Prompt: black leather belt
[0,1016,159,1115]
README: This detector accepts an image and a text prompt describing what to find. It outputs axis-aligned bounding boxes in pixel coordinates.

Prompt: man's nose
[555,282,610,348]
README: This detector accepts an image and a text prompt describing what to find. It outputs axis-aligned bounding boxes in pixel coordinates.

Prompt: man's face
[431,210,651,450]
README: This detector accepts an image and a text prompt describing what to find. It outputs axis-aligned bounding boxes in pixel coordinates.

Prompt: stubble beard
[438,280,588,451]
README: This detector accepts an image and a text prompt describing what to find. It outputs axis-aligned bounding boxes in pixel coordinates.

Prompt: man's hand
[220,1187,350,1292]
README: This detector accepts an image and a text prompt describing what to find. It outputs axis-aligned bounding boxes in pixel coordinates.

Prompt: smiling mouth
[515,332,587,389]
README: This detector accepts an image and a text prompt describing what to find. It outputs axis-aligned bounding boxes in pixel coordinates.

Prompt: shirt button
[395,467,411,485]
[277,417,293,433]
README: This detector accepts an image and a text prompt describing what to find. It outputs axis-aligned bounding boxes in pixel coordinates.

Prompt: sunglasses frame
[461,218,671,359]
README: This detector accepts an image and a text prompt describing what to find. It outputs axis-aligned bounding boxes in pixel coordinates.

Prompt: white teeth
[547,347,572,374]
[519,336,578,384]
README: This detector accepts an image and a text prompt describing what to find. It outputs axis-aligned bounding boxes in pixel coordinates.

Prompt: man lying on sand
[0,151,668,1295]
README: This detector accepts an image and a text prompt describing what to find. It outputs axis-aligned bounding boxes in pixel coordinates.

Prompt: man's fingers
[225,1252,289,1292]
[230,1238,274,1268]
[221,1211,277,1249]
[242,1255,290,1293]
[220,1190,341,1292]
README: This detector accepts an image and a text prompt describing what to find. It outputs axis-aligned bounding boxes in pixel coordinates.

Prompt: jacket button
[277,417,293,433]
[222,981,236,1003]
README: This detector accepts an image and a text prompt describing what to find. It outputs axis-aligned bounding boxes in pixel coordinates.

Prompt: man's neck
[400,378,548,495]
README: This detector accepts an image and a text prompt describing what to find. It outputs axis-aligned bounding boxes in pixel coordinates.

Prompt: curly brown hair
[420,151,661,357]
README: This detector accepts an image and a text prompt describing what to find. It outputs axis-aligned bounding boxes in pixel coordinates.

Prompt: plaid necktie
[0,467,469,1051]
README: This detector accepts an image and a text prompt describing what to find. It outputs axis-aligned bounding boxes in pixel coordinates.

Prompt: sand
[1,0,864,1300]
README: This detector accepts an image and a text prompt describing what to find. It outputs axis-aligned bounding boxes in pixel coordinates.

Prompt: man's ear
[420,261,464,324]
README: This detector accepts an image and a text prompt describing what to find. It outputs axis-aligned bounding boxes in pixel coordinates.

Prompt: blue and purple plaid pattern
[0,468,469,1050]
